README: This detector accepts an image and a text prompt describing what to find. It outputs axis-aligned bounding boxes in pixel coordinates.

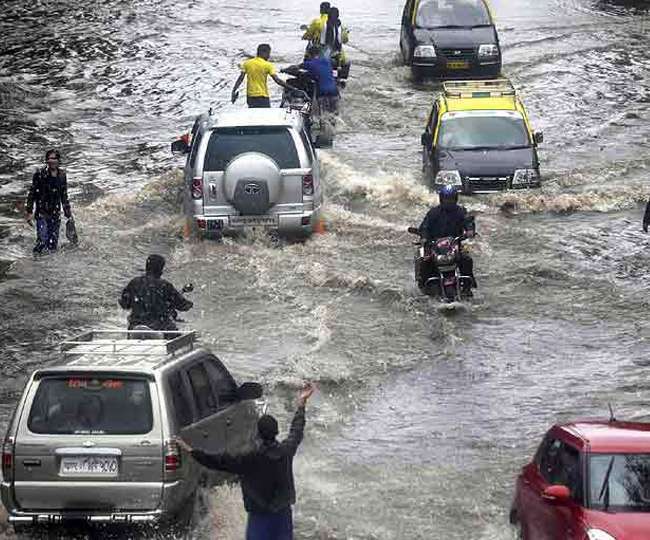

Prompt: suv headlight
[434,170,462,186]
[414,45,436,58]
[587,530,616,540]
[512,168,539,185]
[478,43,499,57]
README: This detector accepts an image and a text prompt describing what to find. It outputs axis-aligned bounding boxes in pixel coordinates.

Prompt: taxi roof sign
[442,79,516,99]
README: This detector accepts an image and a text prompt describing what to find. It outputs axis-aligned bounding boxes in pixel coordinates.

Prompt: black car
[400,0,502,80]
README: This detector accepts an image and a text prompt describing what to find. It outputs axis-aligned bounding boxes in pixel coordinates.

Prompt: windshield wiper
[598,456,616,511]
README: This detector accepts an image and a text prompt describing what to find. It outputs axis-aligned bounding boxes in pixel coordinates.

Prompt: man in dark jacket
[643,199,650,232]
[176,383,316,540]
[119,254,193,331]
[417,185,476,291]
[24,149,73,254]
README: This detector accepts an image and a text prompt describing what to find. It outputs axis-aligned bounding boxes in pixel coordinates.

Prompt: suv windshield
[589,454,650,512]
[28,377,153,435]
[438,114,530,149]
[204,127,300,171]
[416,0,490,28]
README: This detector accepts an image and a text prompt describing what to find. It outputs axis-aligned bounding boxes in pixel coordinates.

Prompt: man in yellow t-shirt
[231,44,288,108]
[302,2,330,47]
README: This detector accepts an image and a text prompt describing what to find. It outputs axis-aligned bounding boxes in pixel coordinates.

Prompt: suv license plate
[447,61,469,69]
[60,456,118,476]
[229,216,278,227]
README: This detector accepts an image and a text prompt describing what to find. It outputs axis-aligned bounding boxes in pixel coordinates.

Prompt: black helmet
[145,254,165,277]
[438,184,459,207]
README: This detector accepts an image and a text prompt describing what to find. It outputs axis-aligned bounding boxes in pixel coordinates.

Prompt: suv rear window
[28,377,153,435]
[204,127,300,171]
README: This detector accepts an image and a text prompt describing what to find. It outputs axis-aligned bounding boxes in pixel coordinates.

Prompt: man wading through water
[24,149,74,254]
[176,383,316,540]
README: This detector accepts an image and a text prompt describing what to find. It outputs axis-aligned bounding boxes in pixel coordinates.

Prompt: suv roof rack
[61,330,197,361]
[442,79,516,99]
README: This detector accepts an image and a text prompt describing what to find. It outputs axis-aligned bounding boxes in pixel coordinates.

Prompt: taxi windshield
[438,114,530,149]
[415,0,491,28]
[589,454,650,512]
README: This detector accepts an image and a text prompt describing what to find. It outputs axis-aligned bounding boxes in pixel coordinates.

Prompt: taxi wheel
[411,66,426,82]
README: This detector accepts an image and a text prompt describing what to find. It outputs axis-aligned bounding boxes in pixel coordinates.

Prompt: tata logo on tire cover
[244,183,261,195]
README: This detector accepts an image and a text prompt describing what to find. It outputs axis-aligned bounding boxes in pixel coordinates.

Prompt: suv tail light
[302,174,314,196]
[2,438,14,481]
[164,441,181,473]
[191,177,203,200]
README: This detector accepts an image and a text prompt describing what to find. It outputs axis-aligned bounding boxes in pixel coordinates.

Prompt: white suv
[172,109,323,238]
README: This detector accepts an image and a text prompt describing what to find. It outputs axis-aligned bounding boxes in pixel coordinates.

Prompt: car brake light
[302,174,314,196]
[2,440,14,480]
[164,441,181,473]
[191,177,203,199]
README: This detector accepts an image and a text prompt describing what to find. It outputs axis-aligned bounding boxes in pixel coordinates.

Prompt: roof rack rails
[61,329,197,358]
[442,79,516,99]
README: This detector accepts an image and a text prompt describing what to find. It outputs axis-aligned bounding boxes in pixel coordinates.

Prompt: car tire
[411,65,426,82]
[515,520,529,540]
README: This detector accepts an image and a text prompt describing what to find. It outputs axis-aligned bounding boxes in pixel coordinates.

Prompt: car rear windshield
[28,377,153,435]
[203,127,300,171]
[438,115,530,149]
[416,0,490,28]
[589,453,650,512]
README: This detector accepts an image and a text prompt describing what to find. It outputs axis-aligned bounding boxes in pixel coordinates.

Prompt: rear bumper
[2,479,185,524]
[195,207,322,236]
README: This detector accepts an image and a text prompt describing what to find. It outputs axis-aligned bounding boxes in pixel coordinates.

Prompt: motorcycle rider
[321,7,350,78]
[416,185,476,292]
[119,254,193,332]
[282,46,338,109]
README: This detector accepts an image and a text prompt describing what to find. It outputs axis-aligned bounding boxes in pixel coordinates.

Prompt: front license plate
[447,61,469,70]
[60,456,118,476]
[229,215,278,227]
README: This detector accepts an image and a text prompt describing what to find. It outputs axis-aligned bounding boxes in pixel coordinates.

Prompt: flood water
[1,0,650,538]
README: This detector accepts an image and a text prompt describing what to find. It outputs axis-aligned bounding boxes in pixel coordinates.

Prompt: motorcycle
[408,228,473,302]
[130,283,194,339]
[280,65,342,148]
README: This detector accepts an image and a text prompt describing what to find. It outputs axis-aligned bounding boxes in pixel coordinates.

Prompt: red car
[511,420,650,540]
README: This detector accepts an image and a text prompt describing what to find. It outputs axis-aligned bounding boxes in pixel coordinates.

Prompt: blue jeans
[34,217,61,254]
[246,508,293,540]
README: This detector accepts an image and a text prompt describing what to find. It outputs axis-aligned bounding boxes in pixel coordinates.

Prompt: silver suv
[172,108,323,238]
[1,330,263,534]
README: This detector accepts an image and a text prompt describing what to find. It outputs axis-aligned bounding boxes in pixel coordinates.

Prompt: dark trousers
[247,96,271,108]
[34,216,61,254]
[246,508,293,540]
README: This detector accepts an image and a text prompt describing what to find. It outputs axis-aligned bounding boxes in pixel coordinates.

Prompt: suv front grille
[440,48,475,61]
[466,176,510,192]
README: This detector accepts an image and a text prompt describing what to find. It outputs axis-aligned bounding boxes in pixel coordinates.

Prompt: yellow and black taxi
[421,79,544,193]
[400,0,501,80]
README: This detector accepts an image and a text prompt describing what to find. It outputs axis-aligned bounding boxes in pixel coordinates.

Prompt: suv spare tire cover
[224,152,283,210]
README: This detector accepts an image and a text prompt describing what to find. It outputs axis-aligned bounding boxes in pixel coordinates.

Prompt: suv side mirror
[542,485,571,504]
[171,139,190,155]
[238,382,263,400]
[533,131,544,144]
[421,132,432,147]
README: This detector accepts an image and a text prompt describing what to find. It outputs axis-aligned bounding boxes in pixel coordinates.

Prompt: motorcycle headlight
[512,168,539,185]
[478,43,499,57]
[414,45,436,58]
[434,170,462,186]
[587,530,616,540]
